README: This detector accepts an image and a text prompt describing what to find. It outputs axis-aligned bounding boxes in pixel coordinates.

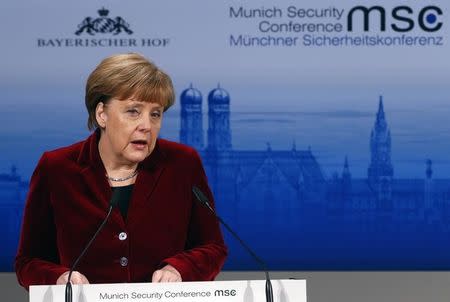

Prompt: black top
[111,184,134,219]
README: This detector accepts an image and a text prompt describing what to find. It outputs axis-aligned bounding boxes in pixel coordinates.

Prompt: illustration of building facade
[179,85,450,235]
[2,86,450,269]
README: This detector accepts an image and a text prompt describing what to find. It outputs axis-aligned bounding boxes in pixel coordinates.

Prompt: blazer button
[120,257,128,267]
[119,232,127,241]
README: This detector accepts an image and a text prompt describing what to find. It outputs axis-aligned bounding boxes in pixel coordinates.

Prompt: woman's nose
[138,115,152,131]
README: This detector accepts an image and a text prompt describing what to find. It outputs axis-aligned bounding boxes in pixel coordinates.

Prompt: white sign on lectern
[30,279,306,302]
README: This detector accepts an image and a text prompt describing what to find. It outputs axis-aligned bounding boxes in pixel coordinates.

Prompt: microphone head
[192,186,213,211]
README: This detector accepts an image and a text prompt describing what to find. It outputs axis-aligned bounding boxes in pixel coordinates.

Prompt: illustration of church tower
[207,84,231,151]
[424,159,433,209]
[179,84,204,150]
[341,156,352,203]
[203,84,233,208]
[368,96,393,208]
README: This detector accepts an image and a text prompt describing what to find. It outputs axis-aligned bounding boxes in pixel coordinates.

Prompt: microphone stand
[65,195,119,302]
[192,186,274,302]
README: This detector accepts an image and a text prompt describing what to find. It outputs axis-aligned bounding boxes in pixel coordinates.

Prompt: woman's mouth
[131,139,148,150]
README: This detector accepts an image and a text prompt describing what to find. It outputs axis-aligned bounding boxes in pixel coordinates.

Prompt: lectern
[30,279,306,302]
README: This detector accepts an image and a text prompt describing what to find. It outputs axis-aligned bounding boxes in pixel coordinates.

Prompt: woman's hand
[56,271,90,285]
[152,264,182,282]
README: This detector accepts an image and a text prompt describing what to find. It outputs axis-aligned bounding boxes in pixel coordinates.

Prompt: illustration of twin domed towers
[180,84,231,151]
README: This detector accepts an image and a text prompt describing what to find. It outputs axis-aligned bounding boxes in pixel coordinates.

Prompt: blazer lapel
[79,166,112,209]
[133,164,165,206]
[76,133,167,227]
[127,140,167,225]
[77,131,112,212]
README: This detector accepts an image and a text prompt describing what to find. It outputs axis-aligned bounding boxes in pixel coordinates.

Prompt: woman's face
[96,97,164,165]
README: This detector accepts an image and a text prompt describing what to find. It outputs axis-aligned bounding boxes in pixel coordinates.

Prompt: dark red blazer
[15,131,227,289]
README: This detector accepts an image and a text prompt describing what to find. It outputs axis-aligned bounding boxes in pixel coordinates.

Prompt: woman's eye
[151,111,161,118]
[127,109,139,115]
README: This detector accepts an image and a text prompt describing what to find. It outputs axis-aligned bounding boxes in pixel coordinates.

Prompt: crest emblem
[75,8,133,35]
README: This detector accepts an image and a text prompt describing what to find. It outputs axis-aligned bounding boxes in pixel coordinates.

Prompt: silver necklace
[107,170,138,182]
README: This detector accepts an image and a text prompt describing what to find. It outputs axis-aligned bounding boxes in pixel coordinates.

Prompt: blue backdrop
[1,0,449,271]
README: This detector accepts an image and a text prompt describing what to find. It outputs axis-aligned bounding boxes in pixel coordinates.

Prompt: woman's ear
[95,102,107,128]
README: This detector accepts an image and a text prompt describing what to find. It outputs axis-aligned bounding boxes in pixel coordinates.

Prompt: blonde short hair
[85,53,175,130]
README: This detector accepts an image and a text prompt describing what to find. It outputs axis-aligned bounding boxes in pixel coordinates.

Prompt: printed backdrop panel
[1,0,449,271]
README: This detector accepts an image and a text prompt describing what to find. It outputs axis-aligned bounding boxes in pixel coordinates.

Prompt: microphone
[192,186,274,302]
[65,192,120,302]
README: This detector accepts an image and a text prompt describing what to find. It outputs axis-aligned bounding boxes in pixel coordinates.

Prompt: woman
[15,53,227,288]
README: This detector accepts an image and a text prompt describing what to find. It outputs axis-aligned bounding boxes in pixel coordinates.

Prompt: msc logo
[214,289,237,297]
[347,5,443,32]
[75,7,133,35]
